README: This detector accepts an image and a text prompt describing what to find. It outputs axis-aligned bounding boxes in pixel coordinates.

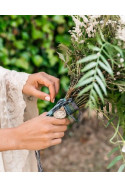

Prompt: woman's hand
[22,72,60,103]
[14,112,70,150]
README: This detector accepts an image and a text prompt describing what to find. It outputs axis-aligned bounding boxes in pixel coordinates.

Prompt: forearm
[0,128,20,151]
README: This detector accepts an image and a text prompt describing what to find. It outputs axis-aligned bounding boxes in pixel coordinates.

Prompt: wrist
[13,126,26,150]
[0,127,23,151]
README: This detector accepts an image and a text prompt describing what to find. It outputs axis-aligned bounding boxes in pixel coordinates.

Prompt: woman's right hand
[14,112,70,150]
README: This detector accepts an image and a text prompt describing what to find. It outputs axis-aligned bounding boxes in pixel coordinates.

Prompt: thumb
[31,88,51,101]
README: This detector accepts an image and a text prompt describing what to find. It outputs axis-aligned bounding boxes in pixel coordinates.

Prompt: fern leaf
[88,44,100,51]
[82,62,97,72]
[100,55,112,69]
[95,75,107,95]
[107,155,122,169]
[78,54,98,63]
[90,95,97,107]
[118,164,125,172]
[91,89,99,103]
[78,85,92,96]
[93,82,104,103]
[79,70,95,82]
[97,68,106,85]
[99,61,113,76]
[76,77,93,87]
[96,34,103,45]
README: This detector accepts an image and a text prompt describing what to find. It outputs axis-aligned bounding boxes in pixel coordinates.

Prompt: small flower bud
[120,58,124,63]
[117,53,120,57]
[122,143,125,152]
[117,72,120,75]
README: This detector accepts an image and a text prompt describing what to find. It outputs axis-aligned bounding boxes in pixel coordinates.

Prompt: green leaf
[99,29,105,42]
[14,41,25,50]
[102,49,114,65]
[108,43,123,58]
[95,75,107,95]
[15,58,29,70]
[107,155,122,169]
[113,46,123,57]
[76,77,93,87]
[97,68,106,85]
[90,95,97,106]
[88,44,100,51]
[105,117,115,128]
[78,54,98,63]
[96,34,102,45]
[79,85,92,96]
[82,62,97,72]
[108,146,119,157]
[91,89,98,103]
[79,70,95,82]
[32,27,43,40]
[100,55,112,69]
[32,55,43,67]
[118,164,125,172]
[93,82,104,103]
[99,61,113,76]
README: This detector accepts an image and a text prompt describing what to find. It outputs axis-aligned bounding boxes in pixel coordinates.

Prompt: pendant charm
[53,106,66,119]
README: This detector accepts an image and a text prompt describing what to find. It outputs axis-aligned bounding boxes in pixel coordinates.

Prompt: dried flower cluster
[70,15,125,44]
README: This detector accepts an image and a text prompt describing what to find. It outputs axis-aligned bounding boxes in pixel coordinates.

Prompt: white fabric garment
[0,66,38,172]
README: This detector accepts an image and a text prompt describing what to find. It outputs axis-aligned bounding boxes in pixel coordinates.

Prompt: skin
[22,72,60,103]
[0,72,70,151]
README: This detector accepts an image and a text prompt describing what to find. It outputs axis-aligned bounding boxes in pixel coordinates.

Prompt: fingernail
[52,99,55,103]
[45,96,50,101]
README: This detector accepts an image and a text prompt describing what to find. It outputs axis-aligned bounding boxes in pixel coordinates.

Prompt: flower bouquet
[57,15,125,171]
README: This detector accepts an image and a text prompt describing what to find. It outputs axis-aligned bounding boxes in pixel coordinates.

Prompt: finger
[50,138,62,146]
[38,75,56,103]
[49,132,65,139]
[44,74,60,95]
[30,88,51,101]
[52,125,67,132]
[48,117,70,126]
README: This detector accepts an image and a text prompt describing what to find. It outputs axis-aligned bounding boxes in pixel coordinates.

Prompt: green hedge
[0,15,73,113]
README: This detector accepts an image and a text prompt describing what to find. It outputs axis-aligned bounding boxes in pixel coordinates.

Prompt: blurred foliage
[0,15,73,113]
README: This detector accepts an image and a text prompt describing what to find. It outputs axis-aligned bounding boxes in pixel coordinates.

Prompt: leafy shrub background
[0,15,73,113]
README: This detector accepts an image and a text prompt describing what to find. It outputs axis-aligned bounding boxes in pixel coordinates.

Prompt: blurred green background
[0,15,73,113]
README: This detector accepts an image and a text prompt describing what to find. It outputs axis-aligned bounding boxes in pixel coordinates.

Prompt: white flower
[80,15,88,23]
[117,53,120,57]
[120,15,125,24]
[100,20,104,24]
[79,40,84,44]
[117,72,120,75]
[120,58,124,63]
[122,143,125,152]
[116,26,125,42]
[88,33,91,37]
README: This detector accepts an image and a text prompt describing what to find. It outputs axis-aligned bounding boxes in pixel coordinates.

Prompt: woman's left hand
[23,72,60,103]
